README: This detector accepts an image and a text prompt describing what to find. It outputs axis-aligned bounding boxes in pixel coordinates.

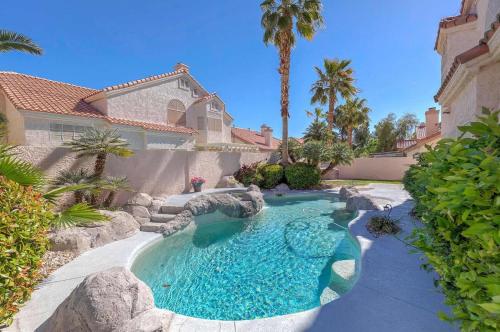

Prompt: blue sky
[0,0,459,137]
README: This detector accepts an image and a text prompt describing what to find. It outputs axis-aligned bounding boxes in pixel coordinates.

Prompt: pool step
[150,214,176,223]
[140,222,165,233]
[159,205,184,214]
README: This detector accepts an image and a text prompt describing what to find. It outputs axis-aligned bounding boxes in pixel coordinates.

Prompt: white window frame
[49,122,92,143]
[178,78,190,90]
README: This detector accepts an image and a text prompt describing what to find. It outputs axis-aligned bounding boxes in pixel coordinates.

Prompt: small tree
[321,142,354,175]
[374,113,397,152]
[52,169,95,204]
[98,176,132,208]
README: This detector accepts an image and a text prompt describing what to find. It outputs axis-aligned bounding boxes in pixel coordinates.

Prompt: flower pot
[193,183,203,192]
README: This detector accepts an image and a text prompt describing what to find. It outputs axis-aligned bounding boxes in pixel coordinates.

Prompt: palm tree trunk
[348,127,353,147]
[103,191,115,208]
[279,34,292,166]
[74,191,84,204]
[327,92,336,144]
[94,153,106,178]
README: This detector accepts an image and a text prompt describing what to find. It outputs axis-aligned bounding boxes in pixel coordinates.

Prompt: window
[50,123,91,142]
[192,88,199,98]
[179,78,189,90]
[210,101,221,112]
[167,99,186,126]
[207,118,222,132]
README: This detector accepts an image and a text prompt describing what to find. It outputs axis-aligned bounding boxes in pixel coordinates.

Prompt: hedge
[0,177,53,326]
[403,109,499,331]
[260,164,284,189]
[284,162,321,189]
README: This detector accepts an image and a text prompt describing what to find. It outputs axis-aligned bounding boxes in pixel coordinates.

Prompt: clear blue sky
[0,0,460,137]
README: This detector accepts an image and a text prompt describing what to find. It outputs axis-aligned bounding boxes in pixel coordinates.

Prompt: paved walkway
[7,184,458,331]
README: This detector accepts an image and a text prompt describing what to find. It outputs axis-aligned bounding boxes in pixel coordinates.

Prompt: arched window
[167,99,186,127]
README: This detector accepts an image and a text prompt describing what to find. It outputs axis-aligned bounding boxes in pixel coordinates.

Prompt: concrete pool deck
[7,184,458,332]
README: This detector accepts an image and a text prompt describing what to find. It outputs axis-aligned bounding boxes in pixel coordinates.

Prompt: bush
[260,164,284,189]
[234,162,263,187]
[404,109,499,331]
[0,177,53,326]
[284,162,321,189]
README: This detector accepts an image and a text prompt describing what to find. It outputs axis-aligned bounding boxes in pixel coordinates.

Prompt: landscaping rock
[184,191,264,219]
[339,186,358,200]
[49,211,139,254]
[274,183,290,192]
[149,199,167,214]
[40,267,155,332]
[247,184,261,192]
[127,193,153,207]
[134,217,150,225]
[217,175,244,188]
[125,205,151,218]
[184,195,217,216]
[115,308,173,332]
[346,194,387,211]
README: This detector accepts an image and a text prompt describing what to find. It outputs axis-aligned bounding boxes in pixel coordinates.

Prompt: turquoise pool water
[131,193,360,320]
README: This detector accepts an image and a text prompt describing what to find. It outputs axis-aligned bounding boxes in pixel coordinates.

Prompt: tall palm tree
[335,98,370,147]
[64,128,134,178]
[310,59,357,135]
[0,30,42,55]
[261,0,323,165]
[305,107,325,122]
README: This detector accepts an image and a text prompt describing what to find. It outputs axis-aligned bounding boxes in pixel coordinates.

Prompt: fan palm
[0,144,106,227]
[64,128,134,178]
[0,30,42,55]
[311,59,358,134]
[321,142,354,175]
[261,0,323,165]
[335,98,370,147]
[52,168,95,203]
[98,176,132,208]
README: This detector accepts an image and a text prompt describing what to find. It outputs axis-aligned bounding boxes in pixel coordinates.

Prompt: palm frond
[43,183,96,204]
[64,128,134,158]
[0,30,43,55]
[51,203,108,228]
[0,145,45,187]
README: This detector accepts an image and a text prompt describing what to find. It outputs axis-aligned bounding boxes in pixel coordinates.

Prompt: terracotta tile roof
[404,131,441,152]
[231,127,281,151]
[434,13,500,102]
[434,14,477,50]
[193,93,218,105]
[0,72,195,135]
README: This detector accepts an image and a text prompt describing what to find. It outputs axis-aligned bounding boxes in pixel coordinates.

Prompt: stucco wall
[442,76,478,138]
[15,146,270,203]
[324,157,417,181]
[478,0,500,33]
[477,60,500,111]
[1,91,26,144]
[441,27,478,79]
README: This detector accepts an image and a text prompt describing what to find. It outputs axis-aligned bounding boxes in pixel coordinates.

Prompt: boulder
[339,186,358,200]
[49,211,139,254]
[346,195,387,211]
[40,267,156,332]
[274,183,290,192]
[125,205,151,218]
[149,199,167,214]
[247,184,261,192]
[217,175,244,188]
[184,191,264,219]
[184,195,217,216]
[127,193,153,207]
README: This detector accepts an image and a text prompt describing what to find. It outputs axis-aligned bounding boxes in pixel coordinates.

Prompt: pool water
[131,193,360,320]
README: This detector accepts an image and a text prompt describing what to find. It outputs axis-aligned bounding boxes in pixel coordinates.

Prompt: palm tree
[98,176,132,208]
[311,59,358,135]
[321,142,353,175]
[0,145,105,227]
[64,128,134,178]
[305,107,325,122]
[261,0,323,165]
[335,98,370,147]
[52,169,95,204]
[0,30,42,55]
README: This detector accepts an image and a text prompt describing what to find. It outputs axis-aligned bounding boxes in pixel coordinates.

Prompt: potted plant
[191,176,206,192]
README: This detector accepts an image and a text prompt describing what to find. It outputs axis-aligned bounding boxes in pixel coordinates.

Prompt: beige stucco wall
[441,26,479,79]
[15,146,270,204]
[477,0,500,33]
[476,60,500,111]
[325,157,417,181]
[0,92,26,144]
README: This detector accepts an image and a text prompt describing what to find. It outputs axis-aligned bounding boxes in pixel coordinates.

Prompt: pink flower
[191,177,206,185]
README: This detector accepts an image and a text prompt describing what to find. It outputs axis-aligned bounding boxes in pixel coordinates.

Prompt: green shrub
[404,108,499,331]
[0,177,53,326]
[234,162,264,187]
[260,164,284,189]
[284,162,321,189]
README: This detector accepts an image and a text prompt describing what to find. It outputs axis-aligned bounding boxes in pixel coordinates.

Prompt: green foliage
[234,162,264,187]
[260,164,284,189]
[284,162,321,189]
[0,145,44,187]
[323,142,354,167]
[279,139,304,163]
[0,30,43,55]
[0,177,53,326]
[404,108,500,331]
[374,113,398,152]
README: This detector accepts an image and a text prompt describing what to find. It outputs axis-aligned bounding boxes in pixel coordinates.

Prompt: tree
[335,98,370,146]
[52,168,95,204]
[98,176,132,208]
[321,142,354,175]
[0,30,42,55]
[374,113,397,152]
[396,113,419,140]
[261,0,323,165]
[311,59,357,134]
[64,128,134,178]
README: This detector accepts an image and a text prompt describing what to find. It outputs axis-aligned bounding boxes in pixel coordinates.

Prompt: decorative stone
[125,205,151,218]
[134,217,150,225]
[274,183,290,192]
[217,175,244,188]
[247,184,261,192]
[115,308,173,332]
[346,195,387,211]
[49,211,139,254]
[184,191,264,219]
[339,186,358,200]
[127,193,153,207]
[148,199,166,214]
[40,267,156,332]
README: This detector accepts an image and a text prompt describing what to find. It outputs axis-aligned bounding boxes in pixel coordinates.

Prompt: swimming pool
[131,193,360,320]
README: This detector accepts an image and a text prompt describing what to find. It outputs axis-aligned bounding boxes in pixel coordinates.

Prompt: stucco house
[231,125,281,152]
[397,107,442,155]
[434,0,500,138]
[0,63,235,150]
